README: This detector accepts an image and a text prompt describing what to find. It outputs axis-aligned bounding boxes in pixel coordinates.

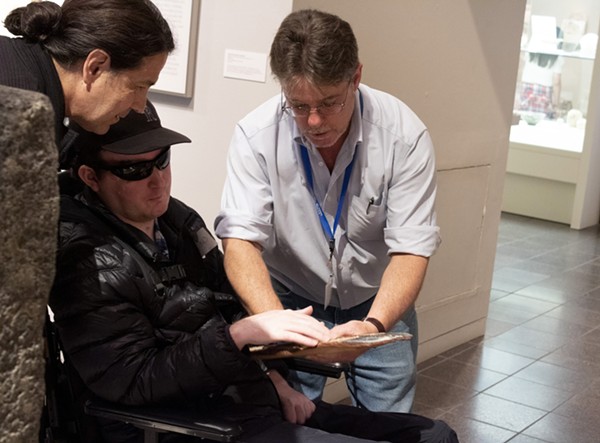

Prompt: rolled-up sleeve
[384,130,440,257]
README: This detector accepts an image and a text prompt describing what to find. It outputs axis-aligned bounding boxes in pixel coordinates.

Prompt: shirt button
[319,161,324,167]
[338,264,344,270]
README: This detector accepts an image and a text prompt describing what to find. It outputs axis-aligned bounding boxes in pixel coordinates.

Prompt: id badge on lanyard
[300,145,357,308]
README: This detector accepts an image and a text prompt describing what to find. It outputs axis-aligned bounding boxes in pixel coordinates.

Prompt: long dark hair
[4,0,174,70]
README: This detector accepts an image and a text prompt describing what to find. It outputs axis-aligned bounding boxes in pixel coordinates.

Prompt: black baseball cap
[67,100,191,157]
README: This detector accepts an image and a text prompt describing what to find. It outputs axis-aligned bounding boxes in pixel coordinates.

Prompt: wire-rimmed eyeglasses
[282,82,352,117]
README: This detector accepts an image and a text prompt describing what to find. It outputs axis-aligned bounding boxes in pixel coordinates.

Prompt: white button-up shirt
[215,84,440,309]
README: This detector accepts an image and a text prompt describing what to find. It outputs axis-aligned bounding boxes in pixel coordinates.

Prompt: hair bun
[4,1,62,43]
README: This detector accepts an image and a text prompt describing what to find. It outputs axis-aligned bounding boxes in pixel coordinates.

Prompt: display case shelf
[510,120,584,152]
[519,47,595,61]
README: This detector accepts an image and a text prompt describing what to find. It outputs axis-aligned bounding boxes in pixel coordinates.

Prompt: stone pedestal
[0,86,58,443]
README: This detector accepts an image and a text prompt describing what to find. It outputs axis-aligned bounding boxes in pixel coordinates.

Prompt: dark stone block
[0,85,58,442]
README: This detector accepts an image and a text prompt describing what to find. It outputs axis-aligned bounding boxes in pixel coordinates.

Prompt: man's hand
[329,319,380,339]
[229,306,332,349]
[296,320,379,364]
[267,370,316,424]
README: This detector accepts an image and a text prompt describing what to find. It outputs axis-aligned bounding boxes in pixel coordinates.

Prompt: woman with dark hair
[0,0,174,168]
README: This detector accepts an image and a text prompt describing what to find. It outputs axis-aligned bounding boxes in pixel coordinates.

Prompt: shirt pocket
[347,193,387,242]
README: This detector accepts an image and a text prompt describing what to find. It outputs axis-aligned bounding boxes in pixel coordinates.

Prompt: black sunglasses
[95,148,171,181]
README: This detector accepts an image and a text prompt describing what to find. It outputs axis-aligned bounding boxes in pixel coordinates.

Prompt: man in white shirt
[215,9,440,413]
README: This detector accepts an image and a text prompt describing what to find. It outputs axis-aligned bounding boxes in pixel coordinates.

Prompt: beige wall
[152,0,293,225]
[153,0,526,361]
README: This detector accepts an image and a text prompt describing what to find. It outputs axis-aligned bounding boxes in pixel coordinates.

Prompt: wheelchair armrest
[286,358,349,379]
[84,397,243,442]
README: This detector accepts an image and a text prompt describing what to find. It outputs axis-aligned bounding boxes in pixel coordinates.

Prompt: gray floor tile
[556,268,600,287]
[410,401,448,419]
[552,388,600,423]
[416,355,446,372]
[483,376,574,411]
[492,268,550,288]
[494,242,549,261]
[581,326,600,345]
[514,284,585,304]
[506,435,551,443]
[419,358,507,392]
[558,239,600,257]
[544,304,600,328]
[484,318,517,338]
[527,274,600,297]
[532,248,596,271]
[570,294,600,313]
[584,285,600,299]
[440,411,517,443]
[492,325,572,353]
[451,344,535,375]
[512,360,591,393]
[492,294,559,316]
[490,289,511,301]
[483,336,550,360]
[570,259,600,276]
[542,340,600,366]
[486,303,542,325]
[437,338,482,359]
[447,393,547,432]
[540,349,600,377]
[491,276,538,294]
[414,375,477,409]
[428,213,600,442]
[519,314,593,340]
[501,259,561,276]
[522,412,600,443]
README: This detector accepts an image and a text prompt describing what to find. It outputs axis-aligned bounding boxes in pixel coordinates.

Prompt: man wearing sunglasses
[215,9,441,414]
[49,102,457,442]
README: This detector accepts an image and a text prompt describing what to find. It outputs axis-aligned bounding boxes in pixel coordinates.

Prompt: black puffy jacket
[50,188,276,409]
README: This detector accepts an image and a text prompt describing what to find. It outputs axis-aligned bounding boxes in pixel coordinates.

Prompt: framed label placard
[152,0,200,98]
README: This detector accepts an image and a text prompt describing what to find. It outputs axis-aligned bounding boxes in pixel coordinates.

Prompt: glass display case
[503,0,600,228]
[510,1,597,152]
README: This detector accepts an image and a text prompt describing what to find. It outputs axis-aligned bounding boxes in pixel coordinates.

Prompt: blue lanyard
[299,144,357,255]
[298,89,363,256]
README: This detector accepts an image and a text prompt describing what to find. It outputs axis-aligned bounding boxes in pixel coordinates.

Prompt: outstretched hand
[329,319,380,339]
[300,319,381,363]
[229,306,332,349]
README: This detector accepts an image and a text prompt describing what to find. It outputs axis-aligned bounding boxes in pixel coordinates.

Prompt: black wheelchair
[40,310,347,443]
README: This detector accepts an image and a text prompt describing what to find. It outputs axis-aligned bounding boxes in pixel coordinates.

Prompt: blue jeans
[272,279,418,413]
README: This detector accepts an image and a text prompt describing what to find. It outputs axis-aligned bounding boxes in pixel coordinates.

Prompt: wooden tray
[249,332,412,360]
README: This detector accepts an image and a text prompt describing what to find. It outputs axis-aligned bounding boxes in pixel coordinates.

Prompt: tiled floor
[413,212,600,443]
